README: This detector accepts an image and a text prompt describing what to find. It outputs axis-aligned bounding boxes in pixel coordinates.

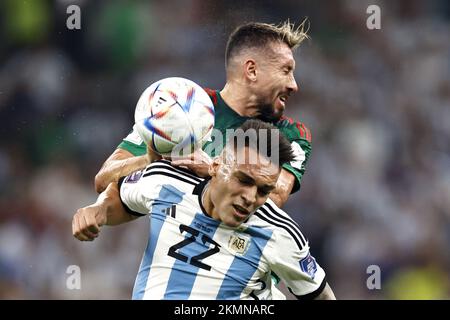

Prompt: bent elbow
[94,172,106,194]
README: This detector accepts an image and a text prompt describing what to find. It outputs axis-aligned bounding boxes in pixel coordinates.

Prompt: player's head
[225,20,309,121]
[207,119,295,227]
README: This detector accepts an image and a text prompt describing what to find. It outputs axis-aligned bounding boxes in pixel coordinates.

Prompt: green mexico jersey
[118,89,312,193]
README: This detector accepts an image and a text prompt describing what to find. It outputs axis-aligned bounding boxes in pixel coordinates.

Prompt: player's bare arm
[94,146,161,193]
[94,148,145,193]
[73,182,138,241]
[314,283,336,300]
[268,168,295,207]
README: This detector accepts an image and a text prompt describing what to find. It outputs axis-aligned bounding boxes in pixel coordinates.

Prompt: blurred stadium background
[0,0,449,299]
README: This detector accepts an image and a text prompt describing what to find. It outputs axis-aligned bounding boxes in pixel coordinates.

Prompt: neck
[220,81,260,118]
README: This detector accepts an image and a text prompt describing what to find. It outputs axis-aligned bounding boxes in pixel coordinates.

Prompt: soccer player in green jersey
[95,20,312,208]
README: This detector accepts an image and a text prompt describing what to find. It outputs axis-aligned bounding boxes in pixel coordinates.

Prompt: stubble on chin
[256,103,281,123]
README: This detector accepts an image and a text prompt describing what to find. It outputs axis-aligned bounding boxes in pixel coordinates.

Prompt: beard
[256,102,283,123]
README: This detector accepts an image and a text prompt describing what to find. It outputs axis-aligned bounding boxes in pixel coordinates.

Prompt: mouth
[232,204,250,218]
[277,94,289,107]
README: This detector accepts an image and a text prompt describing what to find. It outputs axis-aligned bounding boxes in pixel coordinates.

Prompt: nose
[241,186,257,207]
[288,74,298,93]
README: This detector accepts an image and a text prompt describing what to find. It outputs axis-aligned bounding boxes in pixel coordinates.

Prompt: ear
[244,59,257,82]
[208,157,220,177]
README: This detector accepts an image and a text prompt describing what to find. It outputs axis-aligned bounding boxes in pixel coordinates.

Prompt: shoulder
[119,160,205,210]
[203,88,219,106]
[120,160,204,194]
[275,116,312,144]
[249,199,308,252]
[142,159,204,187]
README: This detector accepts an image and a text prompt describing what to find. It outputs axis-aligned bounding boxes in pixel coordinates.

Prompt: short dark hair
[225,20,309,67]
[227,119,295,166]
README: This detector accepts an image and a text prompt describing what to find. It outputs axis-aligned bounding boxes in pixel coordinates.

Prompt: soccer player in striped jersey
[94,20,312,209]
[73,120,335,300]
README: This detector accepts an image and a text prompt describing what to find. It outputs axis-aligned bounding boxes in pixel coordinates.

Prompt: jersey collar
[192,177,212,218]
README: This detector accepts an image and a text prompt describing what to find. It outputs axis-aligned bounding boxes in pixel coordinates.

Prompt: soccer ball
[134,77,215,157]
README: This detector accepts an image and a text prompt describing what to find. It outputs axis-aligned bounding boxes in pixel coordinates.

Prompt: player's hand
[171,149,212,178]
[72,204,107,241]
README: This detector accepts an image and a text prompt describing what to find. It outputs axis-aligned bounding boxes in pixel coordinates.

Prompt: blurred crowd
[0,0,449,299]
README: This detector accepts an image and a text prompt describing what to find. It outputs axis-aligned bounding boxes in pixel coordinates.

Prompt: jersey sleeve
[269,231,326,299]
[279,119,312,194]
[118,168,161,217]
[263,202,326,299]
[117,124,147,156]
[118,160,200,217]
[282,138,311,193]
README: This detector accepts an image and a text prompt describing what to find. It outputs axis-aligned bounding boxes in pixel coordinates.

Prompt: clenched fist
[72,204,107,241]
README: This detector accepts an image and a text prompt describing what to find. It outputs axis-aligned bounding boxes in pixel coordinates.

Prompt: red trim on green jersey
[296,122,305,139]
[281,115,312,143]
[203,88,218,106]
[302,123,312,142]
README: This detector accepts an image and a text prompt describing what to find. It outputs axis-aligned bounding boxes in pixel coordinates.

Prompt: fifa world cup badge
[300,252,318,279]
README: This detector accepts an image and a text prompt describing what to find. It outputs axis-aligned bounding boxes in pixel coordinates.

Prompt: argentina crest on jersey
[227,232,251,255]
[299,252,318,279]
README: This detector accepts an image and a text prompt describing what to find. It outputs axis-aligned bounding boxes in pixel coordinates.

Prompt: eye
[283,66,293,74]
[257,188,271,196]
[237,177,252,186]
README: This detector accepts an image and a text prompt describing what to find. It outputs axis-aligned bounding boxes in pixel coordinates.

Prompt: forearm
[314,283,336,300]
[268,188,290,208]
[269,169,295,207]
[100,182,138,226]
[95,149,149,193]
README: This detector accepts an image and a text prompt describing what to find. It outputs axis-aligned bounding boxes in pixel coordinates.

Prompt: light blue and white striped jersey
[119,160,326,300]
